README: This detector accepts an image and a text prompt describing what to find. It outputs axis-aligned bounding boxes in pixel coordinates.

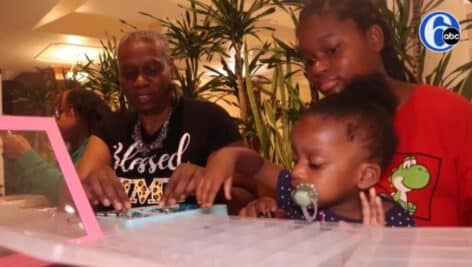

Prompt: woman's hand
[82,166,130,211]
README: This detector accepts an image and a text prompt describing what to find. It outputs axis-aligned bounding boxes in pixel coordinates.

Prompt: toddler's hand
[239,197,286,218]
[360,188,385,226]
[197,172,233,208]
[196,150,236,208]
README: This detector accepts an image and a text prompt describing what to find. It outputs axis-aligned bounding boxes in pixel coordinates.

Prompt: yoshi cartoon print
[377,153,441,221]
[390,156,430,215]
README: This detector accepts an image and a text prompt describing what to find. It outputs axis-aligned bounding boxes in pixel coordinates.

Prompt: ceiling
[0,0,296,80]
[2,0,470,81]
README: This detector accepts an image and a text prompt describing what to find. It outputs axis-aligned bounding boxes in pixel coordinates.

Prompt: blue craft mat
[97,204,228,228]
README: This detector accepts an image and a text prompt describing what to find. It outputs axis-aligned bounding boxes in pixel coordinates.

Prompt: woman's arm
[2,133,63,202]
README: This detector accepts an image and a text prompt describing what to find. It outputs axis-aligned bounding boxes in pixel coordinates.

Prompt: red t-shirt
[376,84,472,226]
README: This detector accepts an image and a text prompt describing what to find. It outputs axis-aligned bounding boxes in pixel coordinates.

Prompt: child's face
[55,91,80,142]
[297,13,383,96]
[291,115,366,208]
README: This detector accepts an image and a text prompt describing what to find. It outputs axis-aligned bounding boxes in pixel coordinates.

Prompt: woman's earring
[291,183,319,222]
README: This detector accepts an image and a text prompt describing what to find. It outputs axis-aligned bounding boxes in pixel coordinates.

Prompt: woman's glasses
[120,59,167,81]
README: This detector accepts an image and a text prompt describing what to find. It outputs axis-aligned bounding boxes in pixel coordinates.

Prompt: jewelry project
[132,109,173,155]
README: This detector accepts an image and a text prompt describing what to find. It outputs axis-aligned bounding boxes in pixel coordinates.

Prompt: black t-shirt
[94,98,241,207]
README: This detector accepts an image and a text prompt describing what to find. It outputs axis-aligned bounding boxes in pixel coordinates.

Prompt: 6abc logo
[419,11,461,53]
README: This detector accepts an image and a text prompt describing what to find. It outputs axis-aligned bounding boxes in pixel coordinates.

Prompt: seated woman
[76,30,248,211]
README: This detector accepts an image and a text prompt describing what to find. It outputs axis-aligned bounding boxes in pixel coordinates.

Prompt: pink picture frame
[0,115,103,265]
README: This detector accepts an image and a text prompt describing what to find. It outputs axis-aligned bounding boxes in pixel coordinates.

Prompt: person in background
[2,87,111,202]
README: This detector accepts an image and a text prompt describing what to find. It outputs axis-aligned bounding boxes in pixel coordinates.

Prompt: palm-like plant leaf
[77,35,122,110]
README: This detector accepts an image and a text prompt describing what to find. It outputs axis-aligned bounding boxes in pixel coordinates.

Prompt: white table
[0,206,470,267]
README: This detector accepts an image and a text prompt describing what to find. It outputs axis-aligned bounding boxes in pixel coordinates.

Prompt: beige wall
[422,0,472,87]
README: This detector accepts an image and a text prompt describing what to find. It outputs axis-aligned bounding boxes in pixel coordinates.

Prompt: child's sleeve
[275,170,292,208]
[276,170,304,220]
[385,203,415,227]
[7,150,63,202]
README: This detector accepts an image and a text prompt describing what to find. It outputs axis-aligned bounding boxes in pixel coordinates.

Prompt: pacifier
[291,183,319,222]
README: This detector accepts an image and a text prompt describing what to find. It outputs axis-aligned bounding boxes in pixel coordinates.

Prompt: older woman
[77,30,244,211]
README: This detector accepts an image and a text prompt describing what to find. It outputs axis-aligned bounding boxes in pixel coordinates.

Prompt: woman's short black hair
[302,73,398,168]
[64,88,111,133]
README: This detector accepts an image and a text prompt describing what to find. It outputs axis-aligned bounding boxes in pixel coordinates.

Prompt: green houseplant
[76,36,123,110]
[76,0,472,171]
[191,0,277,122]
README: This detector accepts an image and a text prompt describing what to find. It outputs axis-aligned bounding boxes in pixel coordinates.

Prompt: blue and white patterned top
[276,170,415,227]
